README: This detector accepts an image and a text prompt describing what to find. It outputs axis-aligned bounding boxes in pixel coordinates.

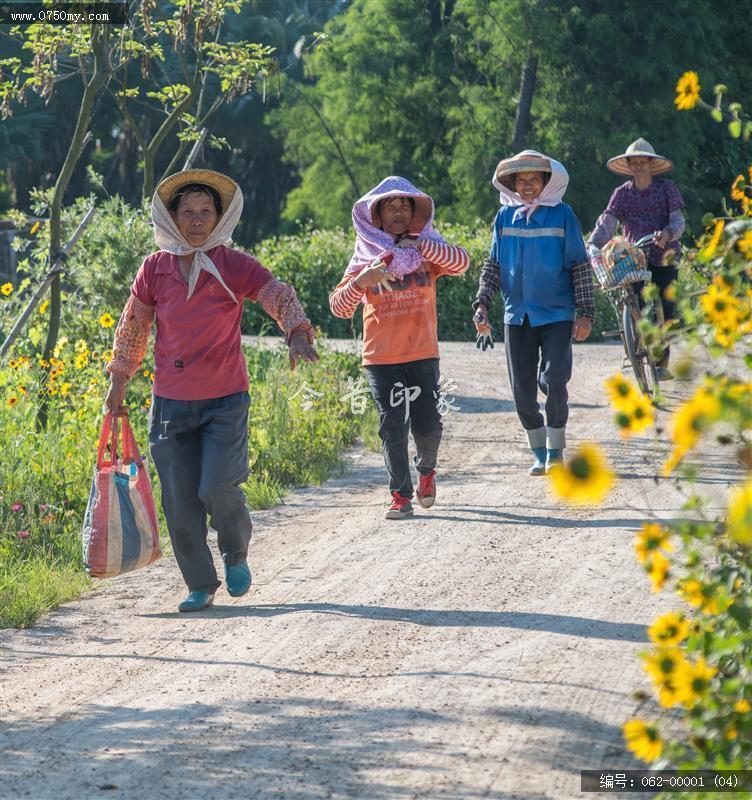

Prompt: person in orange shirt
[330,176,469,519]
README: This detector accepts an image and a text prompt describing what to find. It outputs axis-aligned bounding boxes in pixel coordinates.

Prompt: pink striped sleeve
[329,273,364,319]
[419,239,470,275]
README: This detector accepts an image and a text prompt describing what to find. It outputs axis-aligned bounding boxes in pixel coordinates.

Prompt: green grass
[0,340,378,628]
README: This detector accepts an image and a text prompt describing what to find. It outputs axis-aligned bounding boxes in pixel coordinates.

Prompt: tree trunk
[297,88,361,200]
[511,46,537,153]
[39,28,111,428]
[141,80,201,202]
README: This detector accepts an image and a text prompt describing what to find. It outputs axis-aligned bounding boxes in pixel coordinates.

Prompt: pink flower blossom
[38,504,49,511]
[18,530,30,539]
[12,503,23,512]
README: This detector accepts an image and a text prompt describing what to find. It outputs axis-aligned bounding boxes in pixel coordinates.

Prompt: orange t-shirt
[331,260,450,366]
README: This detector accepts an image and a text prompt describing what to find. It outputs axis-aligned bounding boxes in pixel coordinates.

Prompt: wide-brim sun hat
[493,151,552,191]
[607,138,674,176]
[155,169,239,217]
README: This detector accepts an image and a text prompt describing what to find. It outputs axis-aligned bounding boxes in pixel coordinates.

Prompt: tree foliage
[275,0,752,232]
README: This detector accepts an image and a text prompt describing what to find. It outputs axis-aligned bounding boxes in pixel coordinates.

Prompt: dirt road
[0,341,739,800]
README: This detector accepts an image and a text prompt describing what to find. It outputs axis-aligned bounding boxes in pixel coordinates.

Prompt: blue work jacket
[490,203,588,326]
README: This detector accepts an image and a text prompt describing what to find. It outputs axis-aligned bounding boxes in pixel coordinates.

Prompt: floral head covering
[347,176,447,277]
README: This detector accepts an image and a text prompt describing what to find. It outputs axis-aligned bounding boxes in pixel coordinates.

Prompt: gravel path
[0,340,740,800]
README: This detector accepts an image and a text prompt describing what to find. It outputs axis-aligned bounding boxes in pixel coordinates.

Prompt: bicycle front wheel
[622,300,659,398]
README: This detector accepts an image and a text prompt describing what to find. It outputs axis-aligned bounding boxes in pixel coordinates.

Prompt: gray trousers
[148,391,252,594]
[505,317,573,434]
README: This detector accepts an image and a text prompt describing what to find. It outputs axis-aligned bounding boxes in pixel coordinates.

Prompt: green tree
[274,0,752,233]
[108,0,274,200]
[0,1,274,423]
[274,0,462,229]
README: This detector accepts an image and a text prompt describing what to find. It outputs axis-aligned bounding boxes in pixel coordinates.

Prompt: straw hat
[607,138,673,176]
[493,152,552,191]
[155,169,239,216]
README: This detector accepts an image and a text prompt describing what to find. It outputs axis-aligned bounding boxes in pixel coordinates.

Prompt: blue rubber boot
[529,447,547,476]
[546,449,563,473]
[178,591,215,612]
[225,560,252,597]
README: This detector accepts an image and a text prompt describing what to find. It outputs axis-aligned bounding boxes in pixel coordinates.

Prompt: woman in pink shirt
[105,169,318,612]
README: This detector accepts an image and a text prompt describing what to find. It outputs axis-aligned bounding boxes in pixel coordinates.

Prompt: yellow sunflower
[727,478,752,546]
[1,282,13,297]
[634,522,673,565]
[548,443,615,505]
[730,168,752,215]
[700,282,738,326]
[674,71,701,110]
[734,699,751,713]
[677,579,726,614]
[674,656,717,708]
[663,389,721,474]
[647,551,671,592]
[99,312,115,328]
[616,392,655,438]
[699,219,725,260]
[648,611,689,646]
[604,373,639,412]
[623,719,662,763]
[643,646,687,685]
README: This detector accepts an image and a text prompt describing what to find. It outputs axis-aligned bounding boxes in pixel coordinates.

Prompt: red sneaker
[385,491,414,520]
[416,469,436,509]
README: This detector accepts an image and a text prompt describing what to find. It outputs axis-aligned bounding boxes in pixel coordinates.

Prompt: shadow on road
[0,696,573,800]
[135,603,647,642]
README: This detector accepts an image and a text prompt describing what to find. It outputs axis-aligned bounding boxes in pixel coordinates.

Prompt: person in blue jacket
[472,150,595,475]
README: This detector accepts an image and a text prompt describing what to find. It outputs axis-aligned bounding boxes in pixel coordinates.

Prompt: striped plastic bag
[82,411,161,578]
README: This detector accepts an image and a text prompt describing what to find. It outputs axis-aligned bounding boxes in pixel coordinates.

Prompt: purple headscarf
[346,176,447,278]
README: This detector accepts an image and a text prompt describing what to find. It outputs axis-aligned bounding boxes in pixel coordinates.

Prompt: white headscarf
[493,150,569,223]
[151,185,244,302]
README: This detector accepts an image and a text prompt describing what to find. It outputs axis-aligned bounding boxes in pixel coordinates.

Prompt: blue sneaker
[178,591,214,612]
[545,449,564,473]
[529,447,547,476]
[225,560,252,597]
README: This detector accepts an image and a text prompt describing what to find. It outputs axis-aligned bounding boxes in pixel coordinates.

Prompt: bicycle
[589,233,664,399]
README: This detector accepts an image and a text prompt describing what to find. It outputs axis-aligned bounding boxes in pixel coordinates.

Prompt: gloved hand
[473,305,494,351]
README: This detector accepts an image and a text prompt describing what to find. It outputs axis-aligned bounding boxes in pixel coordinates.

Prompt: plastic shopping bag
[82,411,161,578]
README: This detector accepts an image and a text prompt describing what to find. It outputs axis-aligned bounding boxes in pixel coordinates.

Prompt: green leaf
[728,119,742,138]
[727,602,751,630]
[709,635,742,655]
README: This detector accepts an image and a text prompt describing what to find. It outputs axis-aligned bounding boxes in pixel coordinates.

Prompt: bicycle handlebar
[633,232,660,248]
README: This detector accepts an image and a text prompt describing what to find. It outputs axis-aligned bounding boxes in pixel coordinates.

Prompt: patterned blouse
[602,178,685,265]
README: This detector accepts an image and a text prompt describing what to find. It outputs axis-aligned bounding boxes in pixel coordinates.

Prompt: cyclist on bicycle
[472,150,595,477]
[588,138,685,380]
